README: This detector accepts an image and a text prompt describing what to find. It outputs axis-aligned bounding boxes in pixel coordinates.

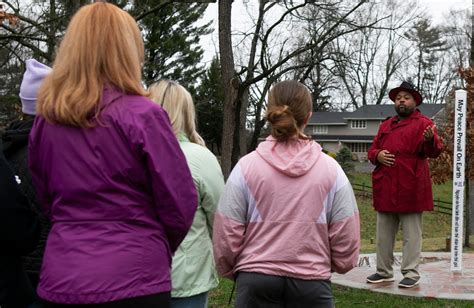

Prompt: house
[305,104,445,161]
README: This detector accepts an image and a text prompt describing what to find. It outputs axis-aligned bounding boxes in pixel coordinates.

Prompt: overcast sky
[418,0,470,21]
[199,0,472,64]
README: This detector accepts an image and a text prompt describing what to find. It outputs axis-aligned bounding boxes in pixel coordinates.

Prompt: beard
[395,105,414,118]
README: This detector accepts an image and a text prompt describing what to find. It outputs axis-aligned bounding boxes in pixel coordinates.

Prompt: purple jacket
[28,87,197,304]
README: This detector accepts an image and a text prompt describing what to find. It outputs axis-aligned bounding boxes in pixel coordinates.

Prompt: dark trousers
[235,272,334,308]
[43,292,171,308]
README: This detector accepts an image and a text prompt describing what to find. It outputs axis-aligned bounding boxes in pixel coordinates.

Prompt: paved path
[332,252,474,301]
[353,161,374,173]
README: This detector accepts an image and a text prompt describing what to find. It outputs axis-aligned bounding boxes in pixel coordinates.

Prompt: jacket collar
[102,84,125,107]
[177,132,189,142]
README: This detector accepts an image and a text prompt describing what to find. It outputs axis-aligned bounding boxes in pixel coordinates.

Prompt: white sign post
[451,90,467,272]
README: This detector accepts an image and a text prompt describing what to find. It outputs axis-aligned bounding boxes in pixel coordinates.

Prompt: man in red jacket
[366,81,443,288]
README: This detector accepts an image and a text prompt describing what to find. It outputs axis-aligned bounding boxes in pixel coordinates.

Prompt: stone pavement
[353,161,374,174]
[332,252,474,301]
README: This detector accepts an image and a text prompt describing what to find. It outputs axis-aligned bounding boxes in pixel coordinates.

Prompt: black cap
[388,81,422,105]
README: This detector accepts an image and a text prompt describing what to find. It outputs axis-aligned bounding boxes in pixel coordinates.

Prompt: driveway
[354,161,374,173]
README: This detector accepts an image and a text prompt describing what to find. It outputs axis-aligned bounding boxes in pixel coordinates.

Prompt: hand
[377,150,395,167]
[423,125,436,142]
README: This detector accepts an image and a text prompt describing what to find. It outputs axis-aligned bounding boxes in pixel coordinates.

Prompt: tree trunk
[416,48,423,90]
[231,88,243,168]
[249,119,266,152]
[239,88,249,157]
[238,0,266,158]
[218,0,237,179]
[47,0,56,64]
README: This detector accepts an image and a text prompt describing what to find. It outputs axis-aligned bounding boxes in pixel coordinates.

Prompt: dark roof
[308,112,351,125]
[312,135,374,142]
[344,104,444,120]
[309,104,444,124]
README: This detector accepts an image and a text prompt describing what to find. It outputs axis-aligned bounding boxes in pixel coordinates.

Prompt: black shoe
[398,277,420,288]
[366,273,395,283]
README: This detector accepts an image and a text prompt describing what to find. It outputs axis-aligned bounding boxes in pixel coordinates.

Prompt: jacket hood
[2,119,34,157]
[256,136,322,177]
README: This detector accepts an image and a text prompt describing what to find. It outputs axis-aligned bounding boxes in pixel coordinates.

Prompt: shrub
[336,146,355,175]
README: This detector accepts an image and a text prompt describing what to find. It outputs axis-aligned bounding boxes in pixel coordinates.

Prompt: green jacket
[171,135,224,297]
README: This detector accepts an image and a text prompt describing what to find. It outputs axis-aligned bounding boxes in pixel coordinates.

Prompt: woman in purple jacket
[28,3,197,307]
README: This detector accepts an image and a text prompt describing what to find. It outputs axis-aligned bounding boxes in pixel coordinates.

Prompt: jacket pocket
[397,158,420,212]
[372,170,392,211]
[415,160,429,210]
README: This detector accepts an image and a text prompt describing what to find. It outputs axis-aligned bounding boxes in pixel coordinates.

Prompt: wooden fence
[352,183,453,216]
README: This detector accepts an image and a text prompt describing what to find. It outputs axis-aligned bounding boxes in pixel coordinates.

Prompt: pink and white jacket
[213,136,360,281]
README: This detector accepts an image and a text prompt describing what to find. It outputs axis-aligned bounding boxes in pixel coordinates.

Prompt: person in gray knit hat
[1,58,51,306]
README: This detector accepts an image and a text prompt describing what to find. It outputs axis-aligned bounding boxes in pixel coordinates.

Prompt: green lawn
[208,172,470,307]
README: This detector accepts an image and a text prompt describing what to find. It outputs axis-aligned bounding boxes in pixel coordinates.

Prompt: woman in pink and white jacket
[213,80,360,308]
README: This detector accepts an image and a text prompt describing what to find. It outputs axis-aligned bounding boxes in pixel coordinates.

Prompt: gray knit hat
[19,59,52,115]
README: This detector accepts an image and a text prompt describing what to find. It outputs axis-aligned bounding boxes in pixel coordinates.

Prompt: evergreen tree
[134,1,212,90]
[0,48,22,127]
[195,57,224,155]
[336,147,355,176]
[404,18,450,104]
[0,1,212,127]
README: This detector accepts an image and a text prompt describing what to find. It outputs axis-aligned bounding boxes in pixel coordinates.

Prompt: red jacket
[368,109,443,213]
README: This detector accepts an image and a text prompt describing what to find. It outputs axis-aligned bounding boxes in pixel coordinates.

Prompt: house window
[349,143,370,153]
[312,125,328,134]
[351,120,367,129]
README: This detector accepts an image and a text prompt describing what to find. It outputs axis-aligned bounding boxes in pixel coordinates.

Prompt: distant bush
[322,148,337,159]
[0,95,21,129]
[336,146,354,175]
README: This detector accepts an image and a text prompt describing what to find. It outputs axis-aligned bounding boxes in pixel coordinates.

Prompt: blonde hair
[37,2,147,127]
[266,80,312,142]
[149,80,205,147]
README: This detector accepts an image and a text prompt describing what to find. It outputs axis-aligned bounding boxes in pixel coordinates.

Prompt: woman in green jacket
[149,80,224,308]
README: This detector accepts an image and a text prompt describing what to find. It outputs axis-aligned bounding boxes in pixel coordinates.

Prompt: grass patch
[209,279,234,307]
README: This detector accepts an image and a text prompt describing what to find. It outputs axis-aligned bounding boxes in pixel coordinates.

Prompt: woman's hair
[149,80,205,147]
[266,80,312,141]
[37,2,147,127]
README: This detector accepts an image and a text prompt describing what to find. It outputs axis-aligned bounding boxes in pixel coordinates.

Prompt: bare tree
[0,1,66,64]
[442,8,471,88]
[329,0,418,108]
[218,0,237,177]
[218,0,389,178]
